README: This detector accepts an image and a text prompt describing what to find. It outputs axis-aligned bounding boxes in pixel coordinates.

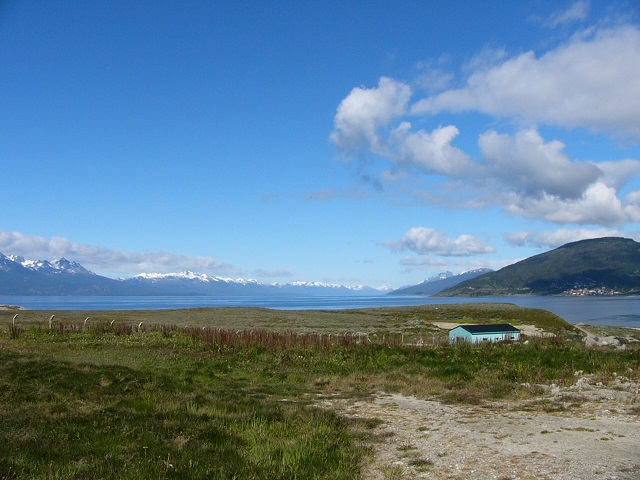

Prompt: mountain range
[437,237,640,296]
[0,253,388,296]
[2,237,637,297]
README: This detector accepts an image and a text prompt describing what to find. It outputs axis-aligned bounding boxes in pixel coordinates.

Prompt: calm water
[1,295,639,327]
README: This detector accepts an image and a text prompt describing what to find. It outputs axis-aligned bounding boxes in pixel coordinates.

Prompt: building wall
[449,328,520,344]
[449,327,473,344]
[469,332,518,343]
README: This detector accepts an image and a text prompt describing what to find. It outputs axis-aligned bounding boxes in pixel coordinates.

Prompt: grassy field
[0,302,579,339]
[1,304,638,479]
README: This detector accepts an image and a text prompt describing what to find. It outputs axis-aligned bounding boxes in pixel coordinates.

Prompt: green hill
[437,237,640,296]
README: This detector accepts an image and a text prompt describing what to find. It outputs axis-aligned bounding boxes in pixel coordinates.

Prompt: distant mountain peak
[389,268,493,296]
[6,254,94,275]
[52,257,94,275]
[464,268,493,275]
[134,271,214,282]
[425,271,454,282]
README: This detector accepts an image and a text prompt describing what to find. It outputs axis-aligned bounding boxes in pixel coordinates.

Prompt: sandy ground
[319,375,640,479]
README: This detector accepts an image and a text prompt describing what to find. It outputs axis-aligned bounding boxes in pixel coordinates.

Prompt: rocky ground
[573,323,640,349]
[320,373,640,480]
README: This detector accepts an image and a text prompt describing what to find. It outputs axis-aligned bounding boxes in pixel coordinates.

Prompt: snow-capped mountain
[0,252,18,271]
[0,253,117,295]
[124,271,383,296]
[424,271,454,282]
[0,252,385,296]
[8,255,95,276]
[388,268,493,296]
[133,271,262,285]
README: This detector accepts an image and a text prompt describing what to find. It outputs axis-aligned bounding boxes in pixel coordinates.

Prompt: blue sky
[1,0,639,288]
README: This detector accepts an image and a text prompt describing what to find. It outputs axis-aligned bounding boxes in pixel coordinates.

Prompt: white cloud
[474,129,640,224]
[333,86,640,225]
[412,58,454,93]
[462,47,509,74]
[330,77,411,155]
[504,182,638,225]
[0,231,239,277]
[596,159,640,189]
[412,25,640,138]
[390,122,476,176]
[478,129,602,199]
[625,191,640,221]
[388,125,640,226]
[505,227,623,249]
[544,0,590,27]
[330,78,477,183]
[386,227,495,256]
[330,23,640,230]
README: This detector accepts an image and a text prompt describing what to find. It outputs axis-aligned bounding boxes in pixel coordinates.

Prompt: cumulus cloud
[505,227,624,249]
[386,227,495,256]
[337,117,640,225]
[330,77,411,155]
[412,25,640,138]
[390,122,476,176]
[596,159,640,190]
[624,191,640,221]
[473,129,640,224]
[0,231,239,278]
[478,129,602,199]
[330,77,476,186]
[330,22,640,229]
[504,182,640,225]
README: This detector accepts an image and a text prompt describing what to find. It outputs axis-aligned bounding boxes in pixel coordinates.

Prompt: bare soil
[319,374,640,479]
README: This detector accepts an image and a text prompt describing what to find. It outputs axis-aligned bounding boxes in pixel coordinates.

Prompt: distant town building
[563,287,621,296]
[449,324,521,344]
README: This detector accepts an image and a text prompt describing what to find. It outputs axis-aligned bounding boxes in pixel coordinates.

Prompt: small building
[449,323,521,344]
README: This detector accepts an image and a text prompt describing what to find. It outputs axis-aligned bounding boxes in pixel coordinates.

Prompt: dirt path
[573,323,599,344]
[319,376,640,479]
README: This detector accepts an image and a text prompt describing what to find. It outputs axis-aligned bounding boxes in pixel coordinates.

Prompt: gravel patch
[319,375,640,479]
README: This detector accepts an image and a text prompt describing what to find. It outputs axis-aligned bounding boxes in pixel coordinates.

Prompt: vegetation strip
[1,305,638,479]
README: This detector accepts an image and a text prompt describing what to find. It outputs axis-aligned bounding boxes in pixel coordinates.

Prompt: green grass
[0,302,575,343]
[0,333,365,479]
[0,305,638,479]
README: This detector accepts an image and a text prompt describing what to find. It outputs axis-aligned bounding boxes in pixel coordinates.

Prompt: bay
[0,295,639,327]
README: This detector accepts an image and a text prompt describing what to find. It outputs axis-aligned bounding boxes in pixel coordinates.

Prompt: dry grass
[0,302,576,342]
